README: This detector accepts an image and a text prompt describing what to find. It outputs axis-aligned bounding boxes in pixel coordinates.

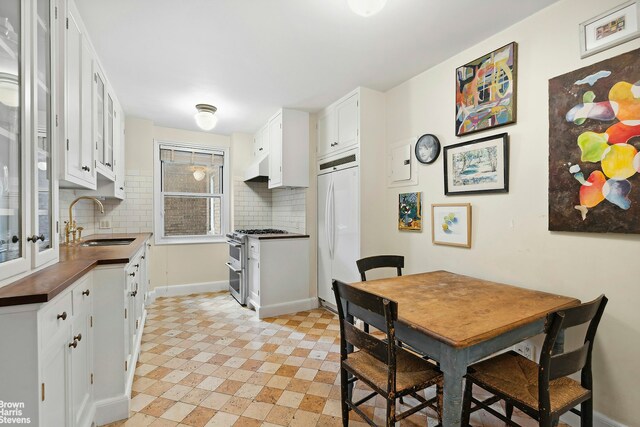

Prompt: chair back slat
[356,255,404,281]
[342,320,390,364]
[556,297,605,330]
[548,342,590,380]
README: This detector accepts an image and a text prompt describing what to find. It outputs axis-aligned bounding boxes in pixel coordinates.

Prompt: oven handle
[225,262,242,273]
[226,240,242,248]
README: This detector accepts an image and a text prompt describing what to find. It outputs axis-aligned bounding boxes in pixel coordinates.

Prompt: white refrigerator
[317,157,360,307]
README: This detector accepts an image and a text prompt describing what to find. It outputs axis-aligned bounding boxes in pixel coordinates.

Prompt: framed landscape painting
[443,133,509,195]
[455,42,517,136]
[398,192,422,231]
[548,48,640,233]
[431,203,472,248]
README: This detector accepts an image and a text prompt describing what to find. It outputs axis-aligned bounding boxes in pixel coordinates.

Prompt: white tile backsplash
[59,172,153,239]
[233,178,306,233]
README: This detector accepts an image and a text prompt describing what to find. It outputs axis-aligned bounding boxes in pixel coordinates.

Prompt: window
[154,141,229,244]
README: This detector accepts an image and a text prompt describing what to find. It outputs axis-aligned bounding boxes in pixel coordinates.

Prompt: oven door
[226,258,244,305]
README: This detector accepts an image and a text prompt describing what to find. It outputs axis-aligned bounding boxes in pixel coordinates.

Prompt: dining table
[348,270,580,427]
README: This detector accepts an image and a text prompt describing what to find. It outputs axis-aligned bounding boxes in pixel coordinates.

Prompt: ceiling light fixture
[193,168,206,181]
[194,104,218,131]
[347,0,387,17]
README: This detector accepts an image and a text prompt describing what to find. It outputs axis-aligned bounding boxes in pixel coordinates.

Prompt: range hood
[244,153,269,182]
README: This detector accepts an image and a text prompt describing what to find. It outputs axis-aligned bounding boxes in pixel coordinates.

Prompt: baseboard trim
[561,410,626,427]
[256,297,319,319]
[93,394,129,426]
[147,280,229,304]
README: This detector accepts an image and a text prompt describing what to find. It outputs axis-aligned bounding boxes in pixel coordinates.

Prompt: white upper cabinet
[0,0,59,283]
[266,109,309,189]
[60,0,123,192]
[317,92,359,159]
[60,0,95,189]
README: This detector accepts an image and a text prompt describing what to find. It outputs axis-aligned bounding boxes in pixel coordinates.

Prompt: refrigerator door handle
[329,179,335,258]
[325,179,333,259]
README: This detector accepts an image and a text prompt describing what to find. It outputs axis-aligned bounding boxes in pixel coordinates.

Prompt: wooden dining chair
[462,295,608,427]
[332,279,442,427]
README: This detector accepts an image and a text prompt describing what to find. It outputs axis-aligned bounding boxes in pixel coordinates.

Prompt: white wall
[380,0,639,423]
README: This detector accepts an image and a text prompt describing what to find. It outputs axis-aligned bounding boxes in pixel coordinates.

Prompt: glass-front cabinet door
[0,0,28,279]
[32,0,56,267]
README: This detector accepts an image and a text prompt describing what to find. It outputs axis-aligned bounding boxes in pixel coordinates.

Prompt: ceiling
[76,0,559,135]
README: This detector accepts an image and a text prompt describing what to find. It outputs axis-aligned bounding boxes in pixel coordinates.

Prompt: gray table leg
[439,347,468,427]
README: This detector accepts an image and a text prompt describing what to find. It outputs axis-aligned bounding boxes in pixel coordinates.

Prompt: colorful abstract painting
[398,192,421,231]
[455,42,517,136]
[548,48,640,233]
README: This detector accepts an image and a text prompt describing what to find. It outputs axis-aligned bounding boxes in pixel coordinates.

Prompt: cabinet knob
[82,165,91,172]
[68,340,78,349]
[134,264,140,269]
[130,290,137,297]
[259,147,263,151]
[27,234,45,243]
[11,236,19,244]
[106,163,112,167]
[73,333,82,342]
[129,272,135,277]
[82,289,90,296]
[141,256,145,260]
[119,187,124,190]
[57,312,68,321]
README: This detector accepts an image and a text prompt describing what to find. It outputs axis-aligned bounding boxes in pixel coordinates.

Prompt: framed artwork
[415,134,441,164]
[548,47,640,233]
[443,133,509,195]
[579,1,640,58]
[455,42,517,136]
[398,192,422,231]
[431,203,472,248]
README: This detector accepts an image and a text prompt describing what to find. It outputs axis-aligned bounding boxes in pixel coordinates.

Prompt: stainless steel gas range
[225,229,288,305]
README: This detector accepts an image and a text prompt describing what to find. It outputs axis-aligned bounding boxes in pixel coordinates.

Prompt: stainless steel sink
[80,238,135,247]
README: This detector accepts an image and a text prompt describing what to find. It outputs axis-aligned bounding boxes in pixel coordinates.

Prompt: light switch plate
[99,220,111,229]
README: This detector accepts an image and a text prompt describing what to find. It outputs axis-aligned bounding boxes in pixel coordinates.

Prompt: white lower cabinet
[0,240,149,427]
[246,237,314,319]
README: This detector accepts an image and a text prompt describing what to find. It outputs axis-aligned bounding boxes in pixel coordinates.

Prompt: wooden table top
[351,270,580,348]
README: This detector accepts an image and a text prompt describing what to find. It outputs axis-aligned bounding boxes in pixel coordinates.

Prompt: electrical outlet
[99,220,111,229]
[514,341,536,361]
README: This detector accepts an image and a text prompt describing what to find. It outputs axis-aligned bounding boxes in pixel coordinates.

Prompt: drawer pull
[73,333,82,342]
[129,272,135,277]
[134,264,140,268]
[57,312,67,321]
[69,340,78,349]
[82,289,90,296]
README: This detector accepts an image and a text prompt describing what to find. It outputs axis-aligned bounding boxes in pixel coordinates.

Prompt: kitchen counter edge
[0,233,152,307]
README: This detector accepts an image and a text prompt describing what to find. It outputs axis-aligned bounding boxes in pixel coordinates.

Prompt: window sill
[153,236,229,246]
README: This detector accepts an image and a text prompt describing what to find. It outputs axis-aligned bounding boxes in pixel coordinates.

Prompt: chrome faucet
[65,196,105,245]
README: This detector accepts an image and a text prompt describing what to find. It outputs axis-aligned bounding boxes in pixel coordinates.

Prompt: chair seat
[343,348,441,393]
[468,351,590,413]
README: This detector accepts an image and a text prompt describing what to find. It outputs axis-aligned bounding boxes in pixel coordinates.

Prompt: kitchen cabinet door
[70,309,92,427]
[316,108,335,158]
[41,337,70,427]
[259,125,269,155]
[62,0,95,189]
[113,101,125,199]
[32,0,58,268]
[0,0,29,282]
[335,93,359,151]
[268,113,283,188]
[316,173,333,305]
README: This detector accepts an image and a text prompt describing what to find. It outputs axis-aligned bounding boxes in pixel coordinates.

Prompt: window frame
[153,140,230,245]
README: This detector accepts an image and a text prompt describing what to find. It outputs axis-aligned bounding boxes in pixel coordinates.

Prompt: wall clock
[415,134,441,164]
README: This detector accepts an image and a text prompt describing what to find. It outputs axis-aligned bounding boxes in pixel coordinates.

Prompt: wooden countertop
[0,233,152,307]
[247,233,310,240]
[351,270,580,348]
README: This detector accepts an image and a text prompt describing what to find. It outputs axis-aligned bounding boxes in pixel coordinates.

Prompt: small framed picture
[443,133,509,195]
[398,192,422,231]
[580,1,640,58]
[431,203,472,248]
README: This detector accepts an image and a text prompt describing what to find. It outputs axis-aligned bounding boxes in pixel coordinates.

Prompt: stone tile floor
[102,292,540,427]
